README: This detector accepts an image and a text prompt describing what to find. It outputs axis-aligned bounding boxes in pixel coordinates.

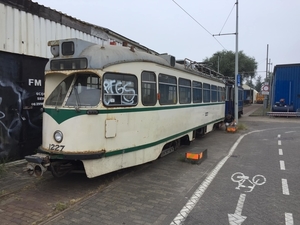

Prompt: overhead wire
[172,0,227,50]
[218,3,236,35]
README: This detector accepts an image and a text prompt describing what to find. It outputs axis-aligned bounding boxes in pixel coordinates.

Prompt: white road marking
[285,131,296,134]
[282,179,290,195]
[280,160,286,170]
[278,140,282,145]
[228,193,247,225]
[170,131,260,225]
[279,149,283,155]
[231,173,266,192]
[285,213,294,225]
[278,134,281,138]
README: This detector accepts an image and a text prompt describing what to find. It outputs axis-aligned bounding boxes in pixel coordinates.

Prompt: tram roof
[46,38,226,83]
[85,44,225,83]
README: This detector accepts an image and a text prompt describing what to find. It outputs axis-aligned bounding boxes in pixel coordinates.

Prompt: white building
[242,84,258,103]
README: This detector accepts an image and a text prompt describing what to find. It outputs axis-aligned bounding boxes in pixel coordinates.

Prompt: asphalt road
[183,117,300,225]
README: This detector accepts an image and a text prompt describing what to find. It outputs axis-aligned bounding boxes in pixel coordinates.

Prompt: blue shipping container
[271,63,300,112]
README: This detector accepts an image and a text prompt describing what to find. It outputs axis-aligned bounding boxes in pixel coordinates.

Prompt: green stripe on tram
[104,117,224,158]
[44,102,225,124]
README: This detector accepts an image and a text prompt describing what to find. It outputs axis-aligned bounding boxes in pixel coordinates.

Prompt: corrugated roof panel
[4,5,13,51]
[20,11,27,54]
[0,5,5,49]
[0,3,107,58]
[13,7,20,53]
[1,1,159,58]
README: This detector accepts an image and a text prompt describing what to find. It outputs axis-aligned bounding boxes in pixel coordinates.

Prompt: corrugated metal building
[0,0,156,57]
[271,63,300,112]
[0,0,156,160]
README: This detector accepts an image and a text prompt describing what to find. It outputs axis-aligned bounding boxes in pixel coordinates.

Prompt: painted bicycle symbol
[231,172,266,192]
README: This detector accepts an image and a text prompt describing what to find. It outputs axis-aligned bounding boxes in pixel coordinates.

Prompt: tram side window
[179,78,191,104]
[220,87,225,102]
[211,85,218,102]
[192,81,202,103]
[158,74,177,105]
[141,71,157,106]
[203,83,211,102]
[103,73,138,107]
[230,86,234,101]
[225,85,233,101]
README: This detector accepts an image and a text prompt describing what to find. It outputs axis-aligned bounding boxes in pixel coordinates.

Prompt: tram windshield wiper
[73,86,81,111]
[54,90,61,111]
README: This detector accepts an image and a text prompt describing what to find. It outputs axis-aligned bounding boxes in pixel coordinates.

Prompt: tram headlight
[53,130,63,143]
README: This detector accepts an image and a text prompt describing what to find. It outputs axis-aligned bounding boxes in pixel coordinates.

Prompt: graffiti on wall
[0,78,43,160]
[0,51,47,161]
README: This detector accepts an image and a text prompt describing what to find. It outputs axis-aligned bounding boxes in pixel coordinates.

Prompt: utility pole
[212,0,239,123]
[213,53,220,73]
[234,0,239,124]
[217,54,220,73]
[264,44,269,112]
[266,44,269,82]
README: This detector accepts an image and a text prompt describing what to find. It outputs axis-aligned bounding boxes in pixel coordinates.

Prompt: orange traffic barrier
[226,126,237,132]
[185,149,207,164]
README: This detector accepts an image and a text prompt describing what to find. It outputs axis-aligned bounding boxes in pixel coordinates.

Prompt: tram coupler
[25,153,50,177]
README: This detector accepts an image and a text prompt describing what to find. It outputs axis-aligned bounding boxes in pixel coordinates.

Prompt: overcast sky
[35,0,300,80]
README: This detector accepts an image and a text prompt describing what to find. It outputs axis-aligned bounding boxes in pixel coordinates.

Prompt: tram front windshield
[45,73,101,108]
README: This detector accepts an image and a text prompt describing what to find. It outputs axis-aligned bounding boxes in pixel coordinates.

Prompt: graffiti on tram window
[103,77,137,106]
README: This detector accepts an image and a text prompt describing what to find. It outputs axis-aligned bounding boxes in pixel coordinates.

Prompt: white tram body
[25,39,226,178]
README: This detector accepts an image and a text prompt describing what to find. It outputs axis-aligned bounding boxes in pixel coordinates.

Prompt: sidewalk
[243,103,265,117]
[0,160,36,196]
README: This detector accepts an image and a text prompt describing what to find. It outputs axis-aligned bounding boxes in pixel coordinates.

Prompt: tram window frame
[192,81,202,103]
[45,75,74,106]
[103,72,138,107]
[179,78,191,104]
[203,83,211,102]
[141,71,157,106]
[62,41,75,56]
[220,87,225,102]
[158,74,177,105]
[211,85,218,102]
[225,85,232,101]
[87,75,101,89]
[66,73,101,107]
